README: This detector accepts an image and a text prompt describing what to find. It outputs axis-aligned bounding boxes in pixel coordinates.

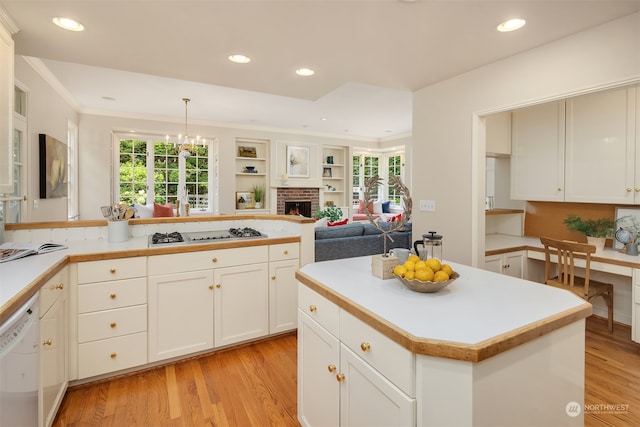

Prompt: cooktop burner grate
[228,227,264,238]
[151,231,184,244]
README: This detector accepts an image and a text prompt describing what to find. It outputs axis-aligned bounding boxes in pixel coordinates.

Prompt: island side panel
[416,320,585,426]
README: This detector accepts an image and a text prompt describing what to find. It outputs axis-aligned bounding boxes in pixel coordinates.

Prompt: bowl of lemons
[392,255,459,293]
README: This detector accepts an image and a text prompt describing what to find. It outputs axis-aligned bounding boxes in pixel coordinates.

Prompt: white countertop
[299,256,589,346]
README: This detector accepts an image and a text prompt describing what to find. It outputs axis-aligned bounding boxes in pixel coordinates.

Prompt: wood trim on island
[295,269,592,362]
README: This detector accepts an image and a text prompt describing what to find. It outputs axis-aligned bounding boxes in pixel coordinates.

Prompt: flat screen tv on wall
[39,133,68,199]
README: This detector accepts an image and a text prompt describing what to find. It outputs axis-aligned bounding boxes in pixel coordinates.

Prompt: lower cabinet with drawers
[297,284,416,427]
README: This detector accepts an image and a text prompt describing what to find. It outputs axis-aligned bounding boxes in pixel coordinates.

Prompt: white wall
[15,56,78,222]
[412,12,640,266]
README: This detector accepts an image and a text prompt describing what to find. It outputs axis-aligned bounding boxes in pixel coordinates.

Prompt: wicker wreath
[362,175,412,256]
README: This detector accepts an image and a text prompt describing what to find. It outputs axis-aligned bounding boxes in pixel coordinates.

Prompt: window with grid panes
[387,154,403,204]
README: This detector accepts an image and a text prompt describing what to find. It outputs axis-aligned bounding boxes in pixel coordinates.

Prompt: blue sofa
[314,222,413,262]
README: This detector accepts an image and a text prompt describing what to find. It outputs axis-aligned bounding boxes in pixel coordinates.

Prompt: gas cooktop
[149,227,267,247]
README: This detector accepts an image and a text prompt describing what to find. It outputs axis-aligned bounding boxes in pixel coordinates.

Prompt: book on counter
[0,241,68,263]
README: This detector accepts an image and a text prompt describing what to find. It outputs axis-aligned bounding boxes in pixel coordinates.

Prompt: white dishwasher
[0,293,39,426]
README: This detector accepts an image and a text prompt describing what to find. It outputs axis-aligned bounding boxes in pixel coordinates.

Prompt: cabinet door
[565,87,636,203]
[148,270,214,362]
[484,254,504,275]
[339,344,415,427]
[298,311,340,427]
[511,101,565,201]
[214,263,269,347]
[269,259,299,334]
[40,295,67,427]
[503,251,526,279]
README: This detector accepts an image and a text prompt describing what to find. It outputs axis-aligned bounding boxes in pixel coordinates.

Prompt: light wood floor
[54,317,639,427]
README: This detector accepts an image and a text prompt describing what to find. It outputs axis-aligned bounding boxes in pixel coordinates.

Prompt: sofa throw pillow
[373,200,383,214]
[358,200,374,214]
[153,202,174,217]
[328,218,348,227]
[133,203,154,218]
[382,201,391,213]
[315,217,329,228]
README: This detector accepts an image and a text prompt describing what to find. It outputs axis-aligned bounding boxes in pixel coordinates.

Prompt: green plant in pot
[252,185,265,208]
[313,206,343,222]
[563,214,616,251]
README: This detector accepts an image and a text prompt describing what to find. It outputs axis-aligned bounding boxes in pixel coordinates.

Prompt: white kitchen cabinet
[148,270,214,362]
[214,263,269,347]
[269,242,300,334]
[73,257,148,379]
[0,22,14,194]
[297,285,415,427]
[511,101,566,201]
[633,269,640,343]
[565,87,637,203]
[39,268,67,427]
[484,251,526,279]
[485,111,511,156]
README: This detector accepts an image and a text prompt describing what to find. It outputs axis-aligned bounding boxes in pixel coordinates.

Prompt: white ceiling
[3,1,640,140]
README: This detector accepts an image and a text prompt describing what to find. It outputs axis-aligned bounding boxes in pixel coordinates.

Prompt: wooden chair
[540,236,614,332]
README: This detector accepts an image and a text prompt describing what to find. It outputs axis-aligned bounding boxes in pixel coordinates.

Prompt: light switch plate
[419,200,436,212]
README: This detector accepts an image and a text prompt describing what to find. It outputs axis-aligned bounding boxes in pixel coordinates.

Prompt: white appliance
[0,293,39,426]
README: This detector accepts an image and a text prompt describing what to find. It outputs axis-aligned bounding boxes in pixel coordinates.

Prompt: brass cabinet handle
[336,373,345,382]
[360,342,371,352]
[110,322,116,328]
[309,305,317,312]
[55,283,64,290]
[271,275,276,280]
[211,257,218,263]
[327,364,336,373]
[42,339,52,346]
[110,268,116,274]
[209,284,214,290]
[284,250,288,255]
[627,188,633,192]
[110,353,117,359]
[110,293,117,299]
[635,188,640,192]
[216,283,221,288]
[557,188,562,192]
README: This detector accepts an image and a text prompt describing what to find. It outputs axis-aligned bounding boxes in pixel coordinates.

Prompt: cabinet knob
[557,188,562,192]
[216,283,221,288]
[309,305,317,312]
[360,342,371,352]
[327,364,336,373]
[110,293,117,299]
[110,268,116,274]
[635,188,640,192]
[42,339,52,346]
[211,257,218,263]
[110,322,117,328]
[209,284,214,290]
[627,188,633,192]
[271,275,276,280]
[336,373,345,382]
[283,250,288,255]
[110,353,117,359]
[55,283,64,290]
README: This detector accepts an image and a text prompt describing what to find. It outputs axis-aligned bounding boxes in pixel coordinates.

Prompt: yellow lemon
[403,260,416,271]
[414,260,427,271]
[408,254,421,263]
[434,271,450,282]
[393,265,407,277]
[441,264,453,276]
[404,270,415,280]
[415,268,435,282]
[426,258,441,272]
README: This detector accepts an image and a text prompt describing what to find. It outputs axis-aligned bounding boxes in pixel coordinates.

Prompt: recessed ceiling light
[229,54,251,64]
[497,18,526,32]
[52,17,85,32]
[296,68,315,77]
[321,118,327,121]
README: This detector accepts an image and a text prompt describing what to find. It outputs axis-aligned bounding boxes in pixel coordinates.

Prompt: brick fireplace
[277,187,320,217]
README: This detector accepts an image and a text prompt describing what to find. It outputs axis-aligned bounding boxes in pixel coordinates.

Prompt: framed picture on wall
[287,146,310,178]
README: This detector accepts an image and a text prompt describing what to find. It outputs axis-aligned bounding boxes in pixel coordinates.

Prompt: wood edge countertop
[295,269,592,363]
[0,235,301,325]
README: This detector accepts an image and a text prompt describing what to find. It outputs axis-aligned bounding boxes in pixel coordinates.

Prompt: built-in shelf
[485,209,524,216]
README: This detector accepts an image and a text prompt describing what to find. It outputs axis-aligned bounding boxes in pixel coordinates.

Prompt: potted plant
[252,185,265,209]
[313,206,343,222]
[563,214,616,251]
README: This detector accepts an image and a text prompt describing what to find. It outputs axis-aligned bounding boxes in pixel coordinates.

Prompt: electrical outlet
[33,199,38,209]
[419,200,436,212]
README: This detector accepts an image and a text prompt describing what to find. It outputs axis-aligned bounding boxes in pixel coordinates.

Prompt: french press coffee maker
[413,231,443,260]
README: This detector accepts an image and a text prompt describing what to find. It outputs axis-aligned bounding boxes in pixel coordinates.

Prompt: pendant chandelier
[166,98,205,156]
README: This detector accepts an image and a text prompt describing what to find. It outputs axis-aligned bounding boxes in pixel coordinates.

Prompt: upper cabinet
[511,101,566,201]
[0,23,14,194]
[565,87,638,203]
[485,111,511,156]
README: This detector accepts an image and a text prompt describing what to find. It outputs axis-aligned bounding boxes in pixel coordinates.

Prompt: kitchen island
[295,256,592,427]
